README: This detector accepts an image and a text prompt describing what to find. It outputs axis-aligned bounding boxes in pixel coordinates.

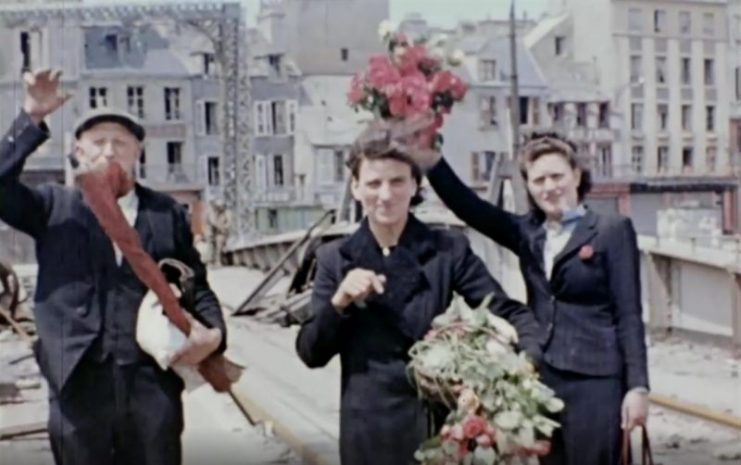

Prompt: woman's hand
[331,268,386,312]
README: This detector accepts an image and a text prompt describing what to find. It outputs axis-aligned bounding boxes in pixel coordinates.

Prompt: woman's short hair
[518,131,592,201]
[346,123,425,206]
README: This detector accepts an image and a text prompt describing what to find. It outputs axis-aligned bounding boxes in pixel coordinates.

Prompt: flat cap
[73,107,145,141]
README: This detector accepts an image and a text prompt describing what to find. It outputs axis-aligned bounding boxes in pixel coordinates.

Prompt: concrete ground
[1,266,739,465]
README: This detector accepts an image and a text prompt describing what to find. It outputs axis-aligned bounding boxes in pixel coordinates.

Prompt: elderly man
[0,69,226,465]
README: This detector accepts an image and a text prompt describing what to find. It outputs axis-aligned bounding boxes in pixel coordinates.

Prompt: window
[479,96,497,127]
[703,13,714,36]
[596,143,612,178]
[654,10,666,33]
[272,154,284,187]
[89,87,108,109]
[19,31,30,71]
[681,105,692,130]
[341,48,349,61]
[268,54,282,77]
[471,152,496,182]
[679,11,691,35]
[287,100,297,134]
[656,56,666,84]
[631,103,643,130]
[267,209,278,229]
[628,8,642,32]
[704,58,715,85]
[551,103,564,123]
[630,56,641,83]
[706,146,717,172]
[657,146,669,173]
[598,103,609,128]
[681,57,691,85]
[333,150,345,183]
[631,145,644,174]
[127,86,144,119]
[706,105,715,131]
[254,101,270,135]
[576,103,587,128]
[164,87,181,120]
[207,156,220,186]
[166,142,184,181]
[532,97,541,126]
[479,59,496,81]
[519,97,530,125]
[104,33,118,53]
[272,101,287,135]
[555,36,565,56]
[736,67,741,100]
[204,101,218,135]
[657,104,668,130]
[203,53,216,76]
[682,147,694,171]
[138,149,146,179]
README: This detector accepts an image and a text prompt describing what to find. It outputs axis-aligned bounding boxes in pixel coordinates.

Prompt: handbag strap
[622,426,654,465]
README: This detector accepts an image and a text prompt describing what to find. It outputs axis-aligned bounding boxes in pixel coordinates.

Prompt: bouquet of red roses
[347,21,468,148]
[408,296,564,465]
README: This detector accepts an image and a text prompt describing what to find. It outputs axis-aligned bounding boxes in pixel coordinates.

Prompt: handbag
[621,426,654,465]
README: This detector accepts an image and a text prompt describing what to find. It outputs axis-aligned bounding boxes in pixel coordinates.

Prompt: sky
[240,0,552,27]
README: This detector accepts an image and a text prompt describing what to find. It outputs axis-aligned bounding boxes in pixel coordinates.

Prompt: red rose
[462,415,487,439]
[367,55,400,89]
[398,44,427,75]
[402,72,431,114]
[578,245,594,260]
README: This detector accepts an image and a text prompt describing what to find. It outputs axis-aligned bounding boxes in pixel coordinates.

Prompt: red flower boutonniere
[578,245,594,261]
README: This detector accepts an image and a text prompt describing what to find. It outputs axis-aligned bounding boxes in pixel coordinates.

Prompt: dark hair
[346,123,425,206]
[519,131,592,207]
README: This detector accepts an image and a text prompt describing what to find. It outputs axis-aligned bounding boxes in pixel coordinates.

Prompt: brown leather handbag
[622,426,654,465]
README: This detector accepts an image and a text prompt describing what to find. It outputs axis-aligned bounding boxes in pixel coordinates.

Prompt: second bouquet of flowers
[408,296,564,465]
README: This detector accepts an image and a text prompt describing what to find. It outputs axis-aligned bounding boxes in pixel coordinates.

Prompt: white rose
[447,49,465,67]
[378,20,396,39]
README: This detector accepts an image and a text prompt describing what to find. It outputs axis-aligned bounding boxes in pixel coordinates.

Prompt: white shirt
[542,205,586,280]
[115,189,139,265]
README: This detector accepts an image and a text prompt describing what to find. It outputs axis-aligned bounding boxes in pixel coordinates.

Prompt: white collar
[117,188,138,209]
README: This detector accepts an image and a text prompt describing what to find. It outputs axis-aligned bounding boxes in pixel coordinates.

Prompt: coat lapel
[550,209,598,276]
[338,215,435,339]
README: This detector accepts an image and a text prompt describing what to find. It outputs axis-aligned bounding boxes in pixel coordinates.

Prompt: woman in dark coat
[403,132,650,465]
[295,127,543,465]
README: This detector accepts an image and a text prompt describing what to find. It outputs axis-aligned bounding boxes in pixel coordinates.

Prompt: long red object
[76,161,241,392]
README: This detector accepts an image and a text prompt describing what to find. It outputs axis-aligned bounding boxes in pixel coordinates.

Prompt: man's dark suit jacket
[0,112,226,394]
[427,159,648,391]
[296,215,542,465]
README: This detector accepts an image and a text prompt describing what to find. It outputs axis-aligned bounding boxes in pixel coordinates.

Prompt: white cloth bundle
[135,289,205,391]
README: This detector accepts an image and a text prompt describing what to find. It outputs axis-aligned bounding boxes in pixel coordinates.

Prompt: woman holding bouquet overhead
[295,124,543,465]
[402,131,650,465]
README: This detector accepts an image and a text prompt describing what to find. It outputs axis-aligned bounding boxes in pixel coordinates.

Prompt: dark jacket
[426,159,649,390]
[296,215,541,465]
[0,112,226,395]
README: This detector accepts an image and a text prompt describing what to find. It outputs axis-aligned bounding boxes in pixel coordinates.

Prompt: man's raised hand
[23,69,71,125]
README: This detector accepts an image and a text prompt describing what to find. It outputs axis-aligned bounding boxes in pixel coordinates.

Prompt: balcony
[253,187,297,205]
[592,163,737,183]
[137,163,204,191]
